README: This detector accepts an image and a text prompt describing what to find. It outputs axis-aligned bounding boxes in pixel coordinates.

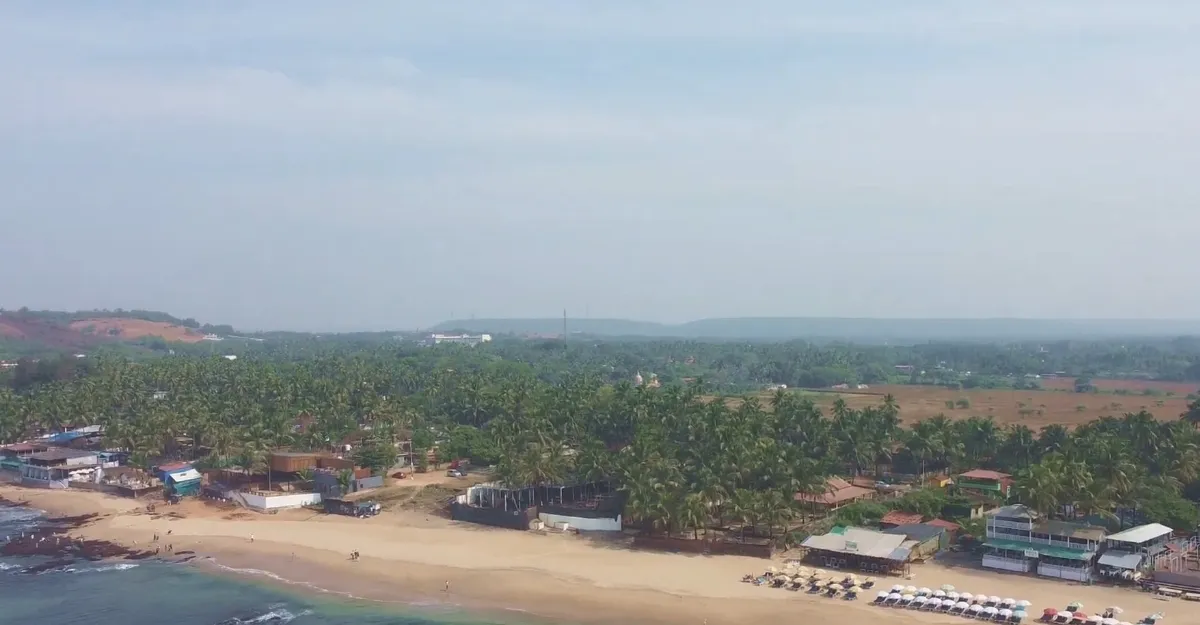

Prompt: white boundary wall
[982,555,1031,573]
[538,512,622,532]
[241,492,322,511]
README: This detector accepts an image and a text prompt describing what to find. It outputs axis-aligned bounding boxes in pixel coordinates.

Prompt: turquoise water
[0,506,522,625]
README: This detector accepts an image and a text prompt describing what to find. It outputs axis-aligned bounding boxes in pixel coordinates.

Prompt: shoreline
[2,484,1195,625]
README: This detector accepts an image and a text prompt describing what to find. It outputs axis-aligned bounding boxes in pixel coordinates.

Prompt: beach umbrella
[942,584,956,592]
[905,585,918,594]
[1044,609,1059,617]
[1004,598,1017,606]
[892,584,906,592]
[832,584,844,591]
[1107,608,1123,615]
[845,573,857,582]
[1086,615,1101,623]
[850,585,862,593]
[1018,600,1032,608]
[1067,603,1084,612]
[877,591,889,599]
[961,593,975,601]
[888,593,903,601]
[987,607,1000,615]
[918,587,932,595]
[1103,619,1119,625]
[957,602,970,610]
[935,590,947,598]
[1015,611,1028,620]
[1001,609,1014,618]
[948,592,961,601]
[767,566,779,574]
[970,605,984,613]
[1058,612,1074,621]
[903,594,915,602]
[990,596,1003,605]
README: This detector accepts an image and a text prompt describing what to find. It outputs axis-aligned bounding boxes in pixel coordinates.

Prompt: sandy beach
[2,484,1193,625]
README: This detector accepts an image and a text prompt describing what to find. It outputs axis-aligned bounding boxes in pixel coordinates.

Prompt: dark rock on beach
[1,503,157,571]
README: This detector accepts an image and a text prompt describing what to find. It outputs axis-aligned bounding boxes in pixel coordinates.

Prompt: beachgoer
[167,529,172,535]
[445,580,450,593]
[250,534,255,543]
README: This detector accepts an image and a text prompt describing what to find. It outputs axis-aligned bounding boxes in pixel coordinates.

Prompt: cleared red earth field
[735,382,1194,429]
[68,318,206,343]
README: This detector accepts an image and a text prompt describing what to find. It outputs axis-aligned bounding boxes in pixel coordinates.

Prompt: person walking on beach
[250,533,255,543]
[444,580,451,593]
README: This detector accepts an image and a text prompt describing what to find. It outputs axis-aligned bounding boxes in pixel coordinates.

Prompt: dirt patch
[732,384,1191,429]
[0,319,26,338]
[69,318,206,343]
[0,314,95,349]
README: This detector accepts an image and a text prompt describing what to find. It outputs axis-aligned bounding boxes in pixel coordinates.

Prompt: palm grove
[2,346,1200,539]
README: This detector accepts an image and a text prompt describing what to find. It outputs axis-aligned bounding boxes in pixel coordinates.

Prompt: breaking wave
[214,604,313,624]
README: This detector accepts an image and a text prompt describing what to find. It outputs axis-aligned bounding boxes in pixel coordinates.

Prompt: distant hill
[431,317,1200,342]
[0,308,233,356]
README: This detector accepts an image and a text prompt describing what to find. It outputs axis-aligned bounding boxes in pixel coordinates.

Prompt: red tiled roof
[958,469,1011,480]
[925,518,962,530]
[156,461,192,472]
[795,477,875,505]
[881,510,924,526]
[1,443,41,453]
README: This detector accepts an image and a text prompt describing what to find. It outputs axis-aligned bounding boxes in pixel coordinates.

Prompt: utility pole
[563,309,568,350]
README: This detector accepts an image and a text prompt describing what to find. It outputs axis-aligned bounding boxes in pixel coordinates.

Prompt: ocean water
[0,505,523,625]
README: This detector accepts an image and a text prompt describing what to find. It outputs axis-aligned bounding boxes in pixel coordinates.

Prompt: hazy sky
[2,1,1199,331]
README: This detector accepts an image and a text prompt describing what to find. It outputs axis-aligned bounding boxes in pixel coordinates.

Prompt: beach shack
[1099,523,1175,579]
[20,448,99,488]
[156,462,203,497]
[982,504,1105,582]
[800,526,912,575]
[795,477,875,513]
[0,442,49,471]
[883,523,948,560]
[924,518,962,543]
[954,469,1013,499]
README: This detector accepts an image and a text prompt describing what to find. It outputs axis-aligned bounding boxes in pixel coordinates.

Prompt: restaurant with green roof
[982,504,1105,583]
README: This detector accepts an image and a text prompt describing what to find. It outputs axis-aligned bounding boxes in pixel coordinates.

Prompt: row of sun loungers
[872,586,1031,622]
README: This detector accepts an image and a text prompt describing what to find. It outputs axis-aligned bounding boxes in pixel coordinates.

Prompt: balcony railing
[988,519,1033,531]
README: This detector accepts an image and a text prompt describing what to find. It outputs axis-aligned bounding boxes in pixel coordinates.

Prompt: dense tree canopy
[2,341,1199,538]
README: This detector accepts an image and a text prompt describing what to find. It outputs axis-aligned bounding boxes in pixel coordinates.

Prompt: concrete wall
[242,492,322,511]
[64,455,98,467]
[355,475,383,491]
[538,512,622,532]
[983,555,1032,573]
[1038,563,1092,582]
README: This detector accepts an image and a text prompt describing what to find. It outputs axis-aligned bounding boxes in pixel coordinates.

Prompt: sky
[1,1,1198,331]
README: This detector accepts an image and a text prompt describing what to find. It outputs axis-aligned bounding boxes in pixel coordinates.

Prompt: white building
[1098,523,1177,578]
[429,333,492,346]
[982,504,1105,582]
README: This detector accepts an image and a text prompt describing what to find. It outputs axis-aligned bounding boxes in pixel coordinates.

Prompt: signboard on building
[1024,549,1039,558]
[845,541,858,552]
